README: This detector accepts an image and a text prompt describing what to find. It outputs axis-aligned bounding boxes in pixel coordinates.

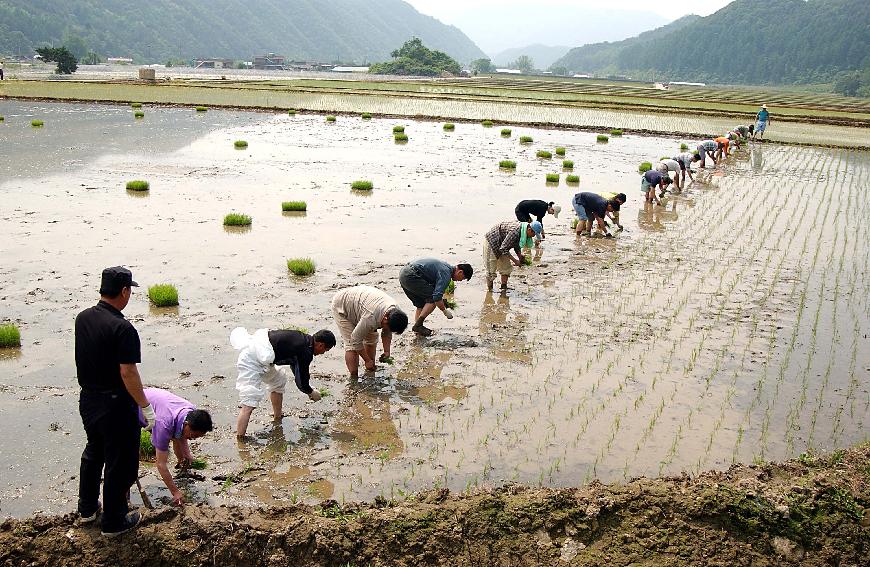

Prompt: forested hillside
[554,0,870,85]
[0,0,486,64]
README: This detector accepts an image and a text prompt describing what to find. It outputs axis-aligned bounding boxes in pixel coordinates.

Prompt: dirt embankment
[2,446,867,567]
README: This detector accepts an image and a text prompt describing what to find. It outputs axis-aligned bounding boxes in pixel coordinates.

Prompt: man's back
[75,301,140,394]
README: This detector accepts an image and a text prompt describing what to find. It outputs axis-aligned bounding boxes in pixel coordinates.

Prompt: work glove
[141,404,156,432]
[308,390,322,402]
[443,308,454,319]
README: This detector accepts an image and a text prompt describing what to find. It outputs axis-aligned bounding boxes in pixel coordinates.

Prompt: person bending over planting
[332,285,408,377]
[483,220,542,292]
[231,327,336,438]
[714,136,732,161]
[672,151,701,187]
[514,199,561,244]
[656,158,684,191]
[573,192,625,236]
[138,388,212,505]
[400,258,472,336]
[641,169,672,205]
[696,139,719,167]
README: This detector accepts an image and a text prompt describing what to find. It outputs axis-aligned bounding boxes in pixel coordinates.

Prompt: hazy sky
[405,0,736,53]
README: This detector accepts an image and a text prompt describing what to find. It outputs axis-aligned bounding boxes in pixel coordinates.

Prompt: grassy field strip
[3,81,870,148]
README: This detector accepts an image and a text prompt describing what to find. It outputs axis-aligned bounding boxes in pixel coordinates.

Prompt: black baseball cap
[99,266,139,296]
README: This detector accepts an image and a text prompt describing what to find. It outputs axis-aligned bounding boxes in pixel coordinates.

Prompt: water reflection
[637,201,679,232]
[750,144,764,171]
[478,292,531,363]
[396,349,468,405]
[331,379,403,459]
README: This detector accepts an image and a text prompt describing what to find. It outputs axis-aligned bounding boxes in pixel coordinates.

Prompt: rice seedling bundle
[545,173,560,183]
[501,128,512,137]
[555,147,566,156]
[394,133,409,142]
[393,125,405,133]
[519,136,533,144]
[148,284,179,307]
[351,180,373,190]
[0,324,21,348]
[610,129,623,136]
[134,111,144,118]
[234,140,248,148]
[536,150,552,159]
[131,102,142,108]
[224,213,252,226]
[31,120,44,127]
[361,112,372,119]
[126,180,150,191]
[499,160,517,169]
[443,123,455,130]
[326,115,336,122]
[566,175,580,183]
[195,106,208,112]
[287,258,316,276]
[597,134,609,143]
[563,160,574,169]
[638,162,653,173]
[482,120,493,127]
[288,109,296,115]
[282,201,307,211]
[680,143,689,150]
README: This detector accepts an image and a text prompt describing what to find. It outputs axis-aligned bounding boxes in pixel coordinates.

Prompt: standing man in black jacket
[514,199,561,243]
[75,266,154,537]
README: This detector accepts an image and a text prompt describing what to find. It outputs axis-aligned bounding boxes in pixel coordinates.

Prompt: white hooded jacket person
[230,327,290,410]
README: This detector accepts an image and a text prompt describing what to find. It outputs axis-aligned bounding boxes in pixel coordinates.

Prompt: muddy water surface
[1,100,868,517]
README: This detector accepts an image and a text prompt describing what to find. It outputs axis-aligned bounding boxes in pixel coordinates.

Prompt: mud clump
[1,446,867,566]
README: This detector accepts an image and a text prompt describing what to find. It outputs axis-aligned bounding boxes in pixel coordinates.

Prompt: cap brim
[130,280,139,287]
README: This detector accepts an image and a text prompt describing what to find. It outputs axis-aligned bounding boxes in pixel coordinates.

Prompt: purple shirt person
[139,388,213,505]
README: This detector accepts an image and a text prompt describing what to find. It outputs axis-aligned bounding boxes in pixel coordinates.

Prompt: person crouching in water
[641,169,672,205]
[483,220,542,292]
[231,327,336,438]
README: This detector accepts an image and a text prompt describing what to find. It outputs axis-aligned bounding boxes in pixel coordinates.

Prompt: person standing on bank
[231,327,336,438]
[140,388,213,505]
[332,285,408,377]
[514,200,561,244]
[75,266,153,537]
[399,258,473,336]
[483,220,542,292]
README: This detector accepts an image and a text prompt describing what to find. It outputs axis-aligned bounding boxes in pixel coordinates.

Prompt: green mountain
[0,0,486,64]
[553,0,870,85]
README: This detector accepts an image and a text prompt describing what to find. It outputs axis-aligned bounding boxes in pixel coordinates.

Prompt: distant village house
[253,53,285,70]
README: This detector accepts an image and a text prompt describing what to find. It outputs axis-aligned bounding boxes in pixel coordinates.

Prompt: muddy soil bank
[2,446,867,567]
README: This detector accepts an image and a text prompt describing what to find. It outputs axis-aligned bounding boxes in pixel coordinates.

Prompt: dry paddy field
[0,100,867,517]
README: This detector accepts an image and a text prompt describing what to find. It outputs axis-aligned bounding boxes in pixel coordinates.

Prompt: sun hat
[530,221,543,236]
[551,204,562,218]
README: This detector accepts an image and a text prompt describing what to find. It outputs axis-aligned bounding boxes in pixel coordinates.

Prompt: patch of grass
[351,180,373,190]
[566,174,580,184]
[536,150,552,158]
[148,284,179,307]
[234,140,248,148]
[131,102,142,109]
[501,128,512,137]
[134,111,144,119]
[361,112,372,119]
[499,160,517,169]
[190,458,207,470]
[394,133,408,142]
[392,125,405,133]
[443,123,455,131]
[31,120,44,127]
[282,201,307,212]
[563,160,574,169]
[140,430,155,459]
[288,109,296,115]
[638,161,653,173]
[287,258,316,276]
[597,134,609,143]
[680,143,689,150]
[224,213,252,226]
[545,173,560,183]
[195,106,207,112]
[610,129,623,136]
[125,180,150,191]
[326,115,336,122]
[519,136,533,144]
[555,147,566,156]
[482,120,493,127]
[0,324,21,348]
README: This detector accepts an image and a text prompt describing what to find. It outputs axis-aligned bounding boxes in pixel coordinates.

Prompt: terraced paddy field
[3,75,869,148]
[0,101,867,526]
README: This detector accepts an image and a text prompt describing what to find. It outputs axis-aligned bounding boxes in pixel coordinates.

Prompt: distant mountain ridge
[0,0,486,64]
[553,0,870,84]
[490,44,571,70]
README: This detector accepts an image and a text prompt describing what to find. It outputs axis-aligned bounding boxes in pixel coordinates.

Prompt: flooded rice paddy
[0,100,868,517]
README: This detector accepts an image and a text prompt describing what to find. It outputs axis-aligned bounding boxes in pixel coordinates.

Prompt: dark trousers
[78,391,140,531]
